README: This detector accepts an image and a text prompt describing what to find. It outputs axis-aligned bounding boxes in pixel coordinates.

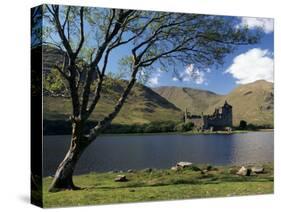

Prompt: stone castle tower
[184,100,233,130]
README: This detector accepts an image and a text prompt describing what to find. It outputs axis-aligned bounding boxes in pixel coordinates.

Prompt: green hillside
[154,80,274,127]
[153,86,221,114]
[43,81,183,125]
[44,80,273,127]
[206,80,273,126]
[42,45,273,127]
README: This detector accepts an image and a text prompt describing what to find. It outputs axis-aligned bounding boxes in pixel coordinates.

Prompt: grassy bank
[42,163,273,208]
[180,129,273,135]
[91,129,273,137]
[101,130,251,137]
[43,130,273,137]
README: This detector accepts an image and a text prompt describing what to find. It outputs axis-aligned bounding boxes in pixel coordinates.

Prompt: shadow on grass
[83,174,273,191]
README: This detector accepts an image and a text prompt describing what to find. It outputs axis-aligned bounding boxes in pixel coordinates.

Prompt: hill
[206,80,273,126]
[153,86,221,114]
[44,80,273,127]
[41,45,273,127]
[41,45,183,125]
[43,81,183,125]
[154,80,273,127]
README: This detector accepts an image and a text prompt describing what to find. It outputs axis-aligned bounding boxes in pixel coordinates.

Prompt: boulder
[114,175,128,182]
[143,168,153,173]
[251,167,264,174]
[127,169,134,173]
[176,161,193,168]
[171,166,180,171]
[236,166,251,176]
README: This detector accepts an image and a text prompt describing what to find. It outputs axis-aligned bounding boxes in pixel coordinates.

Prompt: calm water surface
[43,132,273,176]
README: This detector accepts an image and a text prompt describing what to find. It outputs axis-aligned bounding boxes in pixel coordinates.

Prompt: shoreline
[44,162,274,178]
[44,129,274,137]
[42,162,274,207]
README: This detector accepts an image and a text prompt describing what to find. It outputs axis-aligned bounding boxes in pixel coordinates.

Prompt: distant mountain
[41,45,273,127]
[153,86,221,114]
[154,80,274,127]
[206,80,273,126]
[42,45,183,125]
[44,81,183,125]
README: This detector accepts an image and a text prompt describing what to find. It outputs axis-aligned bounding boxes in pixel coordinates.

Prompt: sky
[44,8,274,95]
[106,16,274,95]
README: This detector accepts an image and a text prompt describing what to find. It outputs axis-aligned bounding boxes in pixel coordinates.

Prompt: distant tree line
[44,120,195,135]
[237,120,273,130]
[44,119,272,135]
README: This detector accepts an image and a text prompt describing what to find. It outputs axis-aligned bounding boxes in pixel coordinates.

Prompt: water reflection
[43,132,273,176]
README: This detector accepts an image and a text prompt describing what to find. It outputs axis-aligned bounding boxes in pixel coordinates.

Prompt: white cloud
[147,69,162,87]
[172,77,178,81]
[180,64,206,84]
[238,17,274,34]
[225,48,274,84]
[148,76,159,86]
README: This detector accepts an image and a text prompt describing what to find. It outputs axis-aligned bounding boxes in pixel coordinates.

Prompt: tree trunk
[48,123,90,192]
[49,70,138,192]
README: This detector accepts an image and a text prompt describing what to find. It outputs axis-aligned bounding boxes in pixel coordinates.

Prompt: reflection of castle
[184,101,233,130]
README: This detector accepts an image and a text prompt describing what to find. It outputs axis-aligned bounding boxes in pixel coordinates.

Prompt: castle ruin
[184,101,233,130]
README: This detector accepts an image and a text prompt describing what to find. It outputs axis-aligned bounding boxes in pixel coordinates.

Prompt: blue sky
[104,18,274,94]
[44,8,274,95]
[105,16,274,95]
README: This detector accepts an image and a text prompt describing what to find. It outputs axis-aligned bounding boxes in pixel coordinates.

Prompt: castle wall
[184,101,233,131]
[185,117,204,129]
[206,115,232,130]
[205,106,232,130]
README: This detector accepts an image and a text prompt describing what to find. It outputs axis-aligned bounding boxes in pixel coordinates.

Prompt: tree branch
[131,19,186,59]
[47,5,74,59]
[80,10,134,119]
[73,7,85,58]
[54,54,70,80]
[84,47,112,119]
[47,5,82,117]
[105,9,116,39]
[62,7,71,31]
[87,66,139,141]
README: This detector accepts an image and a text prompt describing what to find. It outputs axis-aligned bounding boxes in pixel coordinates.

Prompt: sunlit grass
[42,163,273,208]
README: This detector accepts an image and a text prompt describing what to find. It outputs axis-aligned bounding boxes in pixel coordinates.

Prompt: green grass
[102,130,251,136]
[42,163,273,208]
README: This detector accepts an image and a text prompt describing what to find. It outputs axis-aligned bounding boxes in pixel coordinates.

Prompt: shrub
[184,122,194,131]
[174,122,194,132]
[246,123,258,131]
[239,120,247,130]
